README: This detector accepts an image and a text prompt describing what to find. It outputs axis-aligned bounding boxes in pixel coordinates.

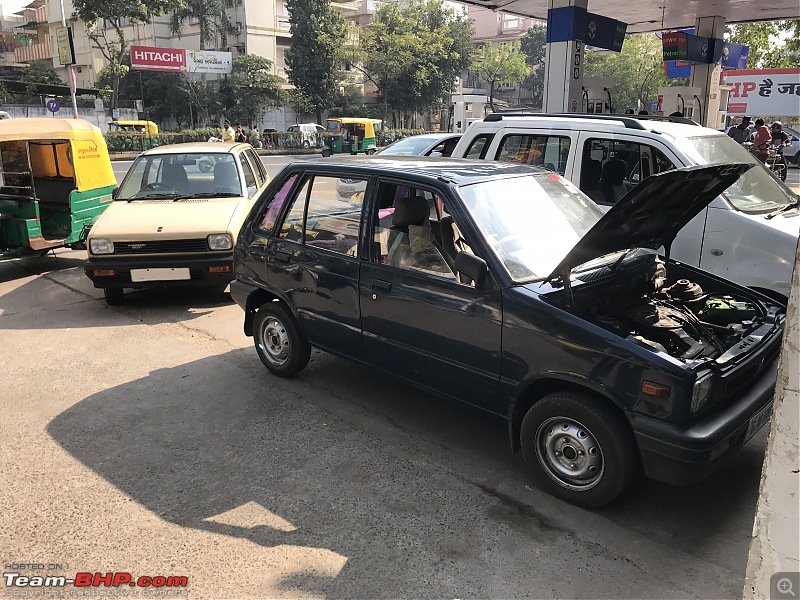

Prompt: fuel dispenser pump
[582,77,614,113]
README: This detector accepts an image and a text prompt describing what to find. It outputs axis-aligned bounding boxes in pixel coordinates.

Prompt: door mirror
[112,187,119,199]
[428,151,443,157]
[455,251,487,288]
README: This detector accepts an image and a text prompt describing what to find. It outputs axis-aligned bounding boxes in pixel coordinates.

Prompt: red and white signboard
[722,68,800,117]
[131,46,187,72]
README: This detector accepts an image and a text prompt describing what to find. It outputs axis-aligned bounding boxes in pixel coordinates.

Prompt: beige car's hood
[90,197,250,241]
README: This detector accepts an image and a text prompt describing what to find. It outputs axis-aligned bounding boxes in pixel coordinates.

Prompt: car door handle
[372,279,392,291]
[276,250,292,262]
[249,244,267,259]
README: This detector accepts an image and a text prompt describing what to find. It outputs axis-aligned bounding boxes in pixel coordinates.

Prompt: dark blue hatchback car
[231,157,784,507]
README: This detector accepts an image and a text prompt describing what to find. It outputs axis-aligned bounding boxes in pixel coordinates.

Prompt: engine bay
[575,256,767,361]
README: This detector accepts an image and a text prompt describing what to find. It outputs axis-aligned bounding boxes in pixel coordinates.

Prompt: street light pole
[58,0,79,118]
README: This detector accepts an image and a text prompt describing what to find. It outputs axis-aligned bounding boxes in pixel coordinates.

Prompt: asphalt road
[0,155,782,598]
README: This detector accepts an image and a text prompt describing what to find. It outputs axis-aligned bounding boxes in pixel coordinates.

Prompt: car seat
[600,159,628,205]
[213,161,240,195]
[580,159,603,203]
[161,161,191,195]
[387,196,433,267]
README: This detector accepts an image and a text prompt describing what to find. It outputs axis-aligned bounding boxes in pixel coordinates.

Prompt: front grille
[114,239,209,255]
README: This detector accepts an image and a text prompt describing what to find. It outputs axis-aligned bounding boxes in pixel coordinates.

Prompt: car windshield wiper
[765,199,799,219]
[126,193,180,202]
[171,192,242,200]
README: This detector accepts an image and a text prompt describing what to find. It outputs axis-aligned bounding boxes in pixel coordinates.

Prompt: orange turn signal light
[641,381,671,399]
[93,269,116,277]
[208,265,231,273]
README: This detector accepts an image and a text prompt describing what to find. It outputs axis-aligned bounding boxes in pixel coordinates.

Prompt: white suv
[451,113,799,300]
[287,123,325,148]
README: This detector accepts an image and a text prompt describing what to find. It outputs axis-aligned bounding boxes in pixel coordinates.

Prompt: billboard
[723,68,800,117]
[131,46,232,74]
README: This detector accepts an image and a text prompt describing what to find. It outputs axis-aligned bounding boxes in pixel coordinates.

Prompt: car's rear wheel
[302,140,310,149]
[321,149,332,158]
[365,148,376,155]
[103,288,124,306]
[253,302,310,377]
[520,392,637,507]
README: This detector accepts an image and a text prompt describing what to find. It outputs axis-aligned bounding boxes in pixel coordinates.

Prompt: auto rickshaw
[0,118,116,260]
[321,118,378,156]
[108,120,159,150]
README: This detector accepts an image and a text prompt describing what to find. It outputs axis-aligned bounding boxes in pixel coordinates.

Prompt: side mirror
[455,251,487,288]
[112,187,119,199]
[428,151,443,157]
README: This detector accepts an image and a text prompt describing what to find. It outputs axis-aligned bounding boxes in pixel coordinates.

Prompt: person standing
[752,118,772,163]
[727,116,752,144]
[235,123,248,143]
[770,121,791,181]
[221,120,235,142]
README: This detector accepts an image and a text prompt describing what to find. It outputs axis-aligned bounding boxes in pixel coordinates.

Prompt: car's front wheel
[253,302,311,377]
[103,288,124,306]
[321,149,332,158]
[520,392,638,507]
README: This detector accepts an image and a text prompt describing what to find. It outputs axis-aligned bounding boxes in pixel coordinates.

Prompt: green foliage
[285,0,347,123]
[584,34,667,113]
[725,21,797,69]
[170,0,230,50]
[73,0,184,108]
[470,41,529,112]
[225,54,285,126]
[358,0,473,122]
[519,24,546,109]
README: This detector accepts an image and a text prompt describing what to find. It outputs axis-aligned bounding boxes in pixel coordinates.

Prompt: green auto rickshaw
[321,118,378,156]
[0,118,117,260]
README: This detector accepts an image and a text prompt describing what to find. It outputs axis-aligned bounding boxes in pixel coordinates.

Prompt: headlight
[691,371,713,413]
[89,238,114,255]
[208,233,233,251]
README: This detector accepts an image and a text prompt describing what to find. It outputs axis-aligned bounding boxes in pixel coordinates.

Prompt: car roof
[393,133,460,141]
[469,114,723,141]
[287,155,545,184]
[140,141,247,155]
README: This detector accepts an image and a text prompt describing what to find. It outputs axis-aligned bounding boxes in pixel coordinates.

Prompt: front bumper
[629,356,778,486]
[85,253,233,289]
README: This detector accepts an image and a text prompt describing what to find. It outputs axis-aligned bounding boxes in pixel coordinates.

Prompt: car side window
[278,178,310,240]
[304,176,365,255]
[464,134,494,159]
[496,134,571,175]
[245,149,267,185]
[240,154,258,197]
[371,180,459,282]
[580,138,676,206]
[258,174,298,233]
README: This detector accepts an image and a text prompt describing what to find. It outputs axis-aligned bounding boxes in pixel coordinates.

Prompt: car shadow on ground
[0,252,87,284]
[47,349,763,597]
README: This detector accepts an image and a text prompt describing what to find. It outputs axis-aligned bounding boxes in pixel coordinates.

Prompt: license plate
[130,267,191,282]
[745,402,772,442]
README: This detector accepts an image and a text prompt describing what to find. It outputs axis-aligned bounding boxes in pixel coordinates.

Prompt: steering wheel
[145,183,175,192]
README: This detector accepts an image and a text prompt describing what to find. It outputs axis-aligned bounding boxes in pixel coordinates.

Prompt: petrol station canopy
[456,0,800,33]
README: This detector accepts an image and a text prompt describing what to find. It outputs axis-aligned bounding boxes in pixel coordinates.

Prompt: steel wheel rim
[535,416,604,491]
[258,316,290,366]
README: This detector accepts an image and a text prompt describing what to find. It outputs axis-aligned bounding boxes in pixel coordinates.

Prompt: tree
[72,0,185,109]
[584,34,667,113]
[519,24,546,109]
[357,0,473,124]
[225,54,284,126]
[470,41,528,112]
[285,0,347,124]
[169,0,229,50]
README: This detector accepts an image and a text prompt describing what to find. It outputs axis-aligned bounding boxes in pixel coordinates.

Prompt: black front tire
[321,148,332,158]
[253,302,311,377]
[103,288,124,306]
[520,392,638,508]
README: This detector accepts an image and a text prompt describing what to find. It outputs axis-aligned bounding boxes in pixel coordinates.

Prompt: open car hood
[546,163,753,283]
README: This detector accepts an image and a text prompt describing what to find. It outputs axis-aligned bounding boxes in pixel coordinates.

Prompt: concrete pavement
[0,249,771,599]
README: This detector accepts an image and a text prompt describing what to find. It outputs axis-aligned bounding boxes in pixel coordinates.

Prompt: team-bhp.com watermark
[3,565,188,598]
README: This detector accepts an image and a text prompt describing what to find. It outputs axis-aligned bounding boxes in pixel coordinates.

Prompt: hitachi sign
[133,50,183,62]
[130,45,187,71]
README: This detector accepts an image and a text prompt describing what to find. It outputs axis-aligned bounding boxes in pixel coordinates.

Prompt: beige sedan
[84,142,269,305]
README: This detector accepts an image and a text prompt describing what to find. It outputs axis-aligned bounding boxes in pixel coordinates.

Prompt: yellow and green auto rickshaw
[321,118,378,156]
[108,120,159,150]
[0,118,116,260]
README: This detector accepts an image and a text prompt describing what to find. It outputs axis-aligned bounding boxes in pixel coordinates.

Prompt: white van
[451,114,799,300]
[287,123,325,148]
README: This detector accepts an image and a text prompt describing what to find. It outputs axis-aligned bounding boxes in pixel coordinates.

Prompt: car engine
[577,257,766,361]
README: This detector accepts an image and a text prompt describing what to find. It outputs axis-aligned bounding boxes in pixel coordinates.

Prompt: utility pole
[58,0,79,118]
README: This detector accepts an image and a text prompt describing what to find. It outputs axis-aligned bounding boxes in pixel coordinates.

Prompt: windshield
[117,153,241,200]
[677,135,797,214]
[379,137,437,156]
[326,120,341,133]
[458,174,604,282]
